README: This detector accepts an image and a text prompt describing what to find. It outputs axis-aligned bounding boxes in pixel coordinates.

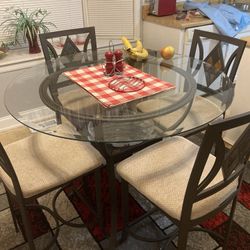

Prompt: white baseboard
[0,115,21,132]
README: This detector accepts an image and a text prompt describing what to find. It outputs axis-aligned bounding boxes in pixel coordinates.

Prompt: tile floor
[0,126,249,250]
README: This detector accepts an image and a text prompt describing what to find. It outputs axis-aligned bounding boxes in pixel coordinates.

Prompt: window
[82,0,141,40]
[0,0,84,45]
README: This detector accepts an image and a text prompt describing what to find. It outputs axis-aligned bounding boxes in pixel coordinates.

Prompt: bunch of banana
[121,36,148,61]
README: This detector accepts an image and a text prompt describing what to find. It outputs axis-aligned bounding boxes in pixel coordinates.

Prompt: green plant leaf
[0,7,56,45]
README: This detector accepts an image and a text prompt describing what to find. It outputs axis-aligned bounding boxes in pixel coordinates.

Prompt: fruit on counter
[121,36,132,50]
[129,48,149,61]
[131,40,143,53]
[160,46,175,60]
[121,36,148,61]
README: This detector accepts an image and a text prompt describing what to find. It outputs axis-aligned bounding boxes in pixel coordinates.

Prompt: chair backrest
[0,143,25,202]
[181,111,250,223]
[39,27,97,73]
[189,29,246,83]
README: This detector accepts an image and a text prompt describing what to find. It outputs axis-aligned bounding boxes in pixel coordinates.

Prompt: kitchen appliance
[149,0,176,17]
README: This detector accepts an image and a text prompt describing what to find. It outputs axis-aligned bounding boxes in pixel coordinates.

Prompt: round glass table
[4,48,234,249]
[5,49,234,144]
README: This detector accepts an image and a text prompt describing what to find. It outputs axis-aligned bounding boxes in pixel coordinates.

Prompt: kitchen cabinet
[142,5,216,55]
[142,20,219,56]
[0,49,44,130]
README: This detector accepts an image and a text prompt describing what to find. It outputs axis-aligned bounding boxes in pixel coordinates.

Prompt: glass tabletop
[5,48,234,143]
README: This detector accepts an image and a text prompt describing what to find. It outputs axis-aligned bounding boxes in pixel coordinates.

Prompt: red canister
[105,50,114,76]
[114,49,123,74]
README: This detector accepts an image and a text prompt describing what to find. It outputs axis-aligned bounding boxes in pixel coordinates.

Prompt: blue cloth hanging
[183,2,250,37]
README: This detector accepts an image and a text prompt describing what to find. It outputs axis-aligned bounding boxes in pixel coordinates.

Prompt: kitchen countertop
[142,5,213,30]
[0,40,122,72]
[0,48,44,68]
[241,36,250,47]
[0,48,45,73]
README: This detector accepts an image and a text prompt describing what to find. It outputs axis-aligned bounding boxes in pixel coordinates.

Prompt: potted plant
[1,7,56,54]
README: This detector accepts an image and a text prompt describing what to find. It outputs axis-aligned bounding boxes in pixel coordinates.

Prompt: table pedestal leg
[106,157,117,250]
[92,142,118,249]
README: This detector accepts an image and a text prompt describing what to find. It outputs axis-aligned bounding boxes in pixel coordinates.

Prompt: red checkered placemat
[64,64,175,108]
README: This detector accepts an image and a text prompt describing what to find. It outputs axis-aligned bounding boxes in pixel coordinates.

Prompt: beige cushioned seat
[0,128,105,198]
[59,89,98,112]
[137,96,223,132]
[116,136,237,220]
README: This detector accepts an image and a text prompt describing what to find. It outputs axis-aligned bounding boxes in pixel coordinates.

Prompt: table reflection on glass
[4,48,234,249]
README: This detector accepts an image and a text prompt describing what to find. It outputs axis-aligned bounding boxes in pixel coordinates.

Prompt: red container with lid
[149,0,176,17]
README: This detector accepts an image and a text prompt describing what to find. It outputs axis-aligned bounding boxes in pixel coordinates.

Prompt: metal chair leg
[19,203,36,250]
[5,189,19,233]
[177,228,189,250]
[223,196,237,250]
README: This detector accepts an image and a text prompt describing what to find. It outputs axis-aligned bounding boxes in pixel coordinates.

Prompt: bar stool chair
[0,125,105,249]
[116,111,250,249]
[39,27,97,74]
[39,27,98,125]
[137,30,247,136]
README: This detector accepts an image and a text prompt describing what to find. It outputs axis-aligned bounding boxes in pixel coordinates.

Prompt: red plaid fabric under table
[64,64,175,108]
